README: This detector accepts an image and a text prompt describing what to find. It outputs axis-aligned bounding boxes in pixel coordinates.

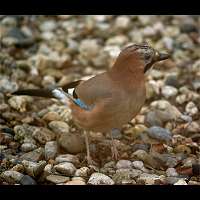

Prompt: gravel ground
[0,15,200,185]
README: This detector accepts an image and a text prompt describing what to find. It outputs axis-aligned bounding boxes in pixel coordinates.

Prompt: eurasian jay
[13,43,169,164]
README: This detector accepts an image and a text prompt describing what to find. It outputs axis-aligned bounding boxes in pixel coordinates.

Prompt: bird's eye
[155,51,159,57]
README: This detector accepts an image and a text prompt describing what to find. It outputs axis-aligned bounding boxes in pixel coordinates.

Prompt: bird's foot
[84,155,97,166]
[111,142,119,161]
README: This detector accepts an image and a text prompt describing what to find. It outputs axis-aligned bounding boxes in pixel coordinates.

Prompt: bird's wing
[75,72,113,105]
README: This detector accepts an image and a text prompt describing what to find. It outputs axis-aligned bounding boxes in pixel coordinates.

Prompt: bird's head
[116,43,170,73]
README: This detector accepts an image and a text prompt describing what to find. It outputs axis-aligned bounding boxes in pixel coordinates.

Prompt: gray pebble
[132,161,144,170]
[54,162,76,176]
[88,172,114,185]
[161,85,178,99]
[32,127,56,144]
[147,126,172,142]
[22,160,47,177]
[55,154,80,167]
[48,121,70,135]
[166,168,178,177]
[0,170,24,184]
[21,143,37,152]
[20,175,37,185]
[45,141,58,160]
[116,160,132,169]
[46,175,70,184]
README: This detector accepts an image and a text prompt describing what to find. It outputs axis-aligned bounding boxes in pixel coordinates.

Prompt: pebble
[55,154,80,167]
[48,121,70,135]
[45,141,58,160]
[21,143,37,152]
[137,173,161,185]
[40,20,57,32]
[20,175,37,185]
[88,172,114,185]
[58,132,85,154]
[166,168,178,177]
[0,78,18,93]
[147,100,182,125]
[32,127,56,144]
[64,180,86,185]
[75,167,90,177]
[54,162,76,176]
[113,169,142,184]
[19,147,44,162]
[132,161,144,170]
[46,175,70,184]
[79,39,100,58]
[22,160,46,177]
[0,170,24,184]
[147,126,172,142]
[174,179,187,185]
[8,96,30,112]
[114,16,131,31]
[185,101,198,116]
[116,160,132,169]
[161,85,178,98]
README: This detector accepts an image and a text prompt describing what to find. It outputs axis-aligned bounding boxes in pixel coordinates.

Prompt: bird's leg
[110,129,119,160]
[83,131,95,165]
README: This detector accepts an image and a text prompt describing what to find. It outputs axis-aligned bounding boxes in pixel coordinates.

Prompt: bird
[12,43,170,165]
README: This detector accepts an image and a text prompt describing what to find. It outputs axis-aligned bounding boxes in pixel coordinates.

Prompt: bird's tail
[12,89,55,98]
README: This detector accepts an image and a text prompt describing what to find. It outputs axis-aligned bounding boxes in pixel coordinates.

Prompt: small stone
[174,145,191,155]
[46,175,70,184]
[22,160,46,177]
[132,161,144,170]
[20,175,37,185]
[79,39,100,58]
[137,173,161,185]
[55,154,80,167]
[174,179,187,185]
[111,129,122,139]
[0,170,24,184]
[132,143,150,152]
[147,126,172,142]
[75,167,90,177]
[0,78,18,93]
[32,127,56,144]
[43,164,53,176]
[19,147,44,162]
[58,132,85,154]
[21,143,37,152]
[88,172,114,185]
[116,160,132,169]
[166,168,178,177]
[161,86,178,98]
[145,111,163,127]
[64,180,86,185]
[40,20,57,32]
[113,169,142,184]
[48,121,70,135]
[54,162,76,176]
[11,164,24,173]
[8,96,30,112]
[114,16,131,30]
[42,112,62,122]
[164,74,180,88]
[45,141,58,160]
[185,101,198,116]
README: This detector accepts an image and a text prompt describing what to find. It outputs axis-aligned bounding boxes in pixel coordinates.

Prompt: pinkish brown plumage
[12,43,169,163]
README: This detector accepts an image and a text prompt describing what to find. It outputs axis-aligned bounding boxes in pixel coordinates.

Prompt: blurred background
[0,15,200,185]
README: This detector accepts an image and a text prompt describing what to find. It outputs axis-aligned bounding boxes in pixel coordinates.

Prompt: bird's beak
[144,52,170,73]
[154,52,170,62]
